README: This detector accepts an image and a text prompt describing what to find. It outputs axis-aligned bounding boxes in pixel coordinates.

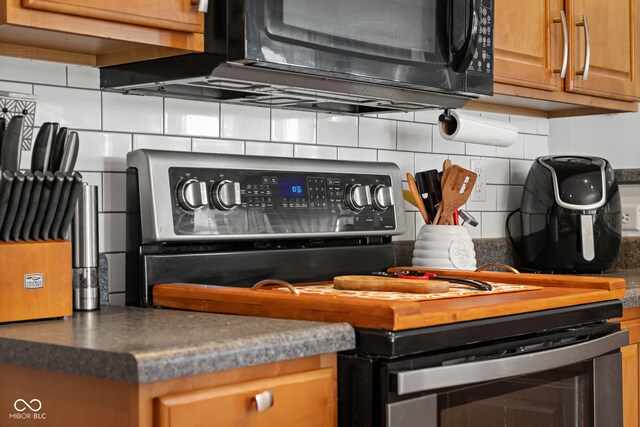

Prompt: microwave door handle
[391,330,628,396]
[451,0,480,72]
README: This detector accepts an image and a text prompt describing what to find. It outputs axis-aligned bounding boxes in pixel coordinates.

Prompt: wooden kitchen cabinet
[482,0,640,117]
[0,0,204,66]
[0,354,337,427]
[618,308,640,427]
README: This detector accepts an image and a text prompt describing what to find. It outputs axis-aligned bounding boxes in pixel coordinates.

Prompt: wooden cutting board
[152,268,626,331]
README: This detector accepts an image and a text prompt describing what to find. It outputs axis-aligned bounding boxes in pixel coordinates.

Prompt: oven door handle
[391,330,628,396]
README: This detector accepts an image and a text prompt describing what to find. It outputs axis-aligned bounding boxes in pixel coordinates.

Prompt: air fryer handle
[450,0,480,72]
[580,214,595,261]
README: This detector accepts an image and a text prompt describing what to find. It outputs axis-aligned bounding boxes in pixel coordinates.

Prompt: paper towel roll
[438,110,518,147]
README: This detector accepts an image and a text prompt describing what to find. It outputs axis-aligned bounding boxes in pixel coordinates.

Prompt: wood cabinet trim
[21,0,204,33]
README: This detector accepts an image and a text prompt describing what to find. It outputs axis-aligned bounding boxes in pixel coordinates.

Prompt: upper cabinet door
[566,0,640,101]
[21,0,204,33]
[494,0,564,91]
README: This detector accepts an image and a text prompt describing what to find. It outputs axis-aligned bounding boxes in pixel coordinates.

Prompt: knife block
[0,240,72,323]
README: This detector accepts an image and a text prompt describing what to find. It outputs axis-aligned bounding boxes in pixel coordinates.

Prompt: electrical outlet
[622,204,640,231]
[470,159,486,202]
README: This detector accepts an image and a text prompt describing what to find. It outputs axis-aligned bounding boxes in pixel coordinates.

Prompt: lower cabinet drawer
[155,368,336,427]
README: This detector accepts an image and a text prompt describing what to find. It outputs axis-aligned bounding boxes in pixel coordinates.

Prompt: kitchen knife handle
[0,171,25,242]
[20,171,45,241]
[10,171,34,242]
[55,172,83,240]
[40,171,65,240]
[50,173,75,239]
[0,170,15,230]
[30,171,55,240]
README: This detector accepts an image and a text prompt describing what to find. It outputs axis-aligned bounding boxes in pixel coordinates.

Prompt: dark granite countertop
[602,270,640,308]
[0,306,354,384]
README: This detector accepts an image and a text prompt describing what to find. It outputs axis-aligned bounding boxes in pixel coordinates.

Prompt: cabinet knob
[253,390,274,413]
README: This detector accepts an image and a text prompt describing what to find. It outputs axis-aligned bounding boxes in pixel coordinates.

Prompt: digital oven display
[279,177,307,198]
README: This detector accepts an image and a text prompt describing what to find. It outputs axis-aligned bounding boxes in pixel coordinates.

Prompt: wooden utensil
[434,165,477,225]
[333,275,449,293]
[402,189,418,208]
[406,173,431,224]
[441,159,453,224]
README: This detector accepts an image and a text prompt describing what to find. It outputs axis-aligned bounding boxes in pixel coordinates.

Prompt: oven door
[387,330,628,427]
[233,0,492,94]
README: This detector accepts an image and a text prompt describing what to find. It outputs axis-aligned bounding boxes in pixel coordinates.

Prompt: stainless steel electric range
[126,149,627,427]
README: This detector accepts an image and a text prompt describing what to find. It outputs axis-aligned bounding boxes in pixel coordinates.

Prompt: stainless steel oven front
[339,301,627,427]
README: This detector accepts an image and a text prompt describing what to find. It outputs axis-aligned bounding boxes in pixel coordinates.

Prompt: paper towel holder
[438,109,457,134]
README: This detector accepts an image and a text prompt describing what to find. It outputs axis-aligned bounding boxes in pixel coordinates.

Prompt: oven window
[438,363,592,426]
[265,0,444,64]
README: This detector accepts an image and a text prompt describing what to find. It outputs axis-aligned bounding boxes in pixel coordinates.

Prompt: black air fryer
[520,155,621,273]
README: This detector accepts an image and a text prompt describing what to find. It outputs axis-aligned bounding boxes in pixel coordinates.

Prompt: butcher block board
[152,267,626,331]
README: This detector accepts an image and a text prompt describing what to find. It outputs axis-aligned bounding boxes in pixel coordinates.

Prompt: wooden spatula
[434,165,477,225]
[406,173,431,224]
[334,276,449,293]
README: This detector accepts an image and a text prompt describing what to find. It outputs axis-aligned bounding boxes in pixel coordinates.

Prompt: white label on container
[24,274,44,289]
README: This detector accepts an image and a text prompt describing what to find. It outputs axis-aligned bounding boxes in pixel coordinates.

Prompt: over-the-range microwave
[101,0,494,114]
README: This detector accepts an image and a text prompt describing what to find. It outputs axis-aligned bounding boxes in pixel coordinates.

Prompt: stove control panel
[127,150,406,243]
[168,167,397,236]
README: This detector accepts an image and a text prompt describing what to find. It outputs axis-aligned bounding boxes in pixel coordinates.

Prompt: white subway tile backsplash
[75,131,132,172]
[246,141,293,157]
[271,109,316,144]
[510,159,533,185]
[414,109,441,124]
[337,147,377,162]
[192,138,244,154]
[524,134,549,159]
[359,117,396,149]
[294,144,337,160]
[0,57,66,86]
[466,142,496,157]
[103,173,127,212]
[105,253,126,293]
[220,104,270,140]
[164,98,220,138]
[67,65,100,89]
[447,155,472,170]
[415,153,448,172]
[393,212,416,241]
[99,213,126,253]
[497,133,525,159]
[133,134,191,151]
[496,185,523,211]
[467,184,497,211]
[0,81,32,93]
[397,121,433,152]
[509,115,537,134]
[432,126,465,154]
[103,92,163,133]
[481,212,510,238]
[482,157,510,184]
[537,118,549,135]
[317,114,358,147]
[34,85,101,129]
[378,150,414,176]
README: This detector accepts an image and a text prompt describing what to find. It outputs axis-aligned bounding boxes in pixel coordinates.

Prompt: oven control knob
[371,185,394,211]
[176,179,209,212]
[211,180,242,211]
[345,184,372,212]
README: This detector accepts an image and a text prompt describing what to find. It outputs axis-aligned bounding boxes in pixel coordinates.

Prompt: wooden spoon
[434,165,477,225]
[334,275,449,293]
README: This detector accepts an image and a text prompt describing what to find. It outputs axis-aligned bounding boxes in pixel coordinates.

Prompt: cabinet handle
[191,0,209,13]
[253,390,274,413]
[576,15,591,80]
[552,10,568,78]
